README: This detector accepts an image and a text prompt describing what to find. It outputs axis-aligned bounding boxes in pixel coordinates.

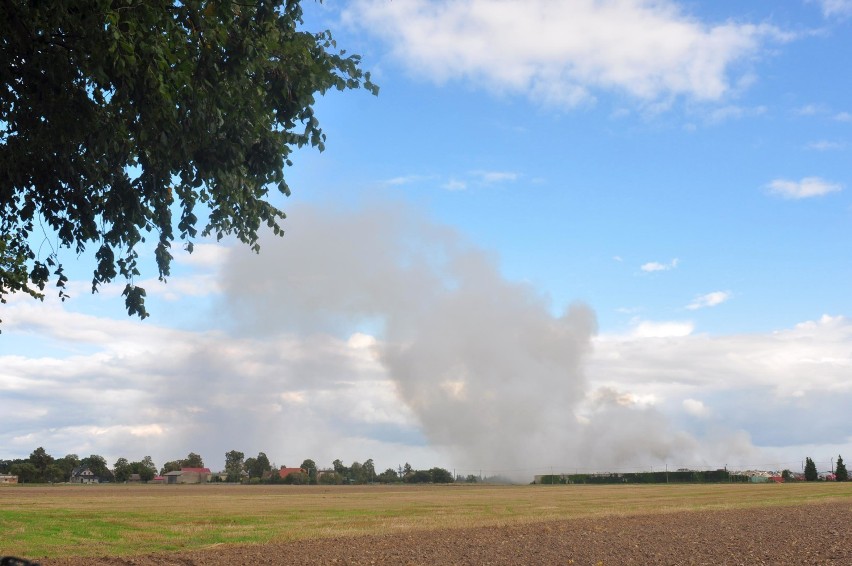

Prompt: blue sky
[2,0,852,479]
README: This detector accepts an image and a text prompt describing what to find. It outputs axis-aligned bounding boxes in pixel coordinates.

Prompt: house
[278,467,306,481]
[0,474,18,484]
[151,475,166,484]
[70,467,98,484]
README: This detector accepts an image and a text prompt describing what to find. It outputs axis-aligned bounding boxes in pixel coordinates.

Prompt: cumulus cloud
[641,258,679,272]
[765,177,843,199]
[0,298,430,472]
[344,0,787,108]
[589,314,852,464]
[686,291,731,310]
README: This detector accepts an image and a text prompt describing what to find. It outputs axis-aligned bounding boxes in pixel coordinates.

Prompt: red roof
[278,467,305,479]
[181,467,211,474]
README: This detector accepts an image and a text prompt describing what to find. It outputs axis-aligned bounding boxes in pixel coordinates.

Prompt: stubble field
[2,483,850,565]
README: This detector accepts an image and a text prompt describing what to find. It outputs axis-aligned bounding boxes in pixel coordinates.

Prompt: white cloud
[641,258,679,272]
[589,314,852,460]
[384,174,429,186]
[834,111,852,122]
[440,170,518,190]
[812,0,852,17]
[175,243,230,270]
[442,178,467,191]
[765,177,843,199]
[472,170,519,185]
[682,398,711,418]
[686,291,731,310]
[796,104,825,116]
[806,140,844,151]
[706,105,767,124]
[344,0,787,108]
[632,319,695,338]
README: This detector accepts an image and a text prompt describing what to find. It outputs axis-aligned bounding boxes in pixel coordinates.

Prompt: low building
[278,467,306,481]
[70,467,98,484]
[164,470,183,484]
[164,467,212,484]
[0,474,18,484]
[180,467,212,483]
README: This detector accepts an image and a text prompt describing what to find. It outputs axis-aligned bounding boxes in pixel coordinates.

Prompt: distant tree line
[539,469,750,485]
[0,447,456,485]
[5,447,848,485]
[224,453,455,485]
[1,447,120,483]
[539,456,849,485]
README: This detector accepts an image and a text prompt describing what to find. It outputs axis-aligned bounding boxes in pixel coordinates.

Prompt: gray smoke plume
[221,202,754,476]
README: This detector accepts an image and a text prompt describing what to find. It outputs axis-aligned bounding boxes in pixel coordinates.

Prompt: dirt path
[38,500,852,565]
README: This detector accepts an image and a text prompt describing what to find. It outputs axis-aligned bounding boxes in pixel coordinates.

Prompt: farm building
[164,471,182,484]
[164,467,212,484]
[0,474,18,484]
[278,467,306,481]
[181,467,212,483]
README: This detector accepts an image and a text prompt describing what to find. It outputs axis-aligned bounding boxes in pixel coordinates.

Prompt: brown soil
[38,501,852,565]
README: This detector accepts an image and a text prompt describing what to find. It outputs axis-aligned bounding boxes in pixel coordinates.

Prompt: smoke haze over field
[220,204,760,476]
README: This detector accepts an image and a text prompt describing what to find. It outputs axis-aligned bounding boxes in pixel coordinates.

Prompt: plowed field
[40,500,851,565]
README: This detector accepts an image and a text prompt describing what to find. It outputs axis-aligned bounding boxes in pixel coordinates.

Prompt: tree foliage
[113,457,131,482]
[225,450,245,482]
[836,455,848,482]
[300,458,317,484]
[183,452,204,468]
[0,0,377,321]
[804,457,818,481]
[29,446,54,477]
[376,467,400,484]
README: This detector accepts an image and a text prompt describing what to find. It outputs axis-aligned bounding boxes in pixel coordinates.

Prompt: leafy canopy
[0,0,377,321]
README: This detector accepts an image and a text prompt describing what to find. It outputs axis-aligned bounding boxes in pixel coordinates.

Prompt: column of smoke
[222,203,724,477]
